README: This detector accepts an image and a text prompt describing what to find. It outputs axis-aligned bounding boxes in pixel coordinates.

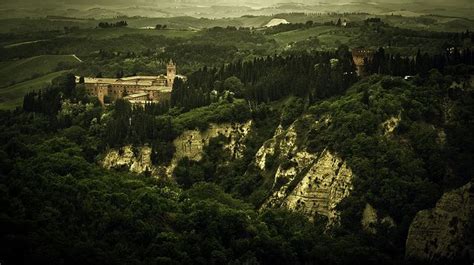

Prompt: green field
[269,26,361,49]
[269,26,335,45]
[0,55,81,88]
[66,27,199,40]
[0,70,69,110]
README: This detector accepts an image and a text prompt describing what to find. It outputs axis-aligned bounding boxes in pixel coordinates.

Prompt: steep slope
[406,182,474,262]
[256,118,354,224]
[0,55,81,87]
[102,121,253,177]
[98,73,473,262]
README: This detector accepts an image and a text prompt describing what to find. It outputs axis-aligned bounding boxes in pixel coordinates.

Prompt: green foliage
[0,111,394,264]
[297,73,473,257]
[281,97,305,126]
[151,140,175,166]
[0,55,80,88]
[223,76,244,96]
[2,18,474,264]
[173,99,251,132]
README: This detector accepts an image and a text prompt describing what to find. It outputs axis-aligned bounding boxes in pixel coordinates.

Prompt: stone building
[352,48,373,76]
[77,59,184,105]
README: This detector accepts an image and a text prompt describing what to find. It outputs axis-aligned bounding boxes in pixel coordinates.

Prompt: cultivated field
[0,70,69,110]
[0,55,81,88]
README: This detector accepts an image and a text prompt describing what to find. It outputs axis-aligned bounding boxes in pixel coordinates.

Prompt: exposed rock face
[102,121,252,177]
[254,125,285,171]
[361,203,378,233]
[281,150,353,222]
[258,118,354,224]
[406,182,474,262]
[168,121,252,175]
[381,114,400,135]
[361,203,395,234]
[102,145,155,174]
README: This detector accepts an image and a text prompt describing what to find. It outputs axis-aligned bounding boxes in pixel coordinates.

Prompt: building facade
[77,60,184,105]
[352,48,374,76]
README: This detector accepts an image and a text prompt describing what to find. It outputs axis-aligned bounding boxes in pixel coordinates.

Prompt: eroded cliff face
[361,203,395,234]
[406,182,474,262]
[169,120,252,174]
[102,121,253,177]
[102,145,155,174]
[258,117,354,224]
[281,150,353,222]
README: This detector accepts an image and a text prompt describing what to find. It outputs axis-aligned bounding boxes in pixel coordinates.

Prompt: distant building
[342,19,348,27]
[264,18,290,27]
[351,48,374,76]
[77,59,185,105]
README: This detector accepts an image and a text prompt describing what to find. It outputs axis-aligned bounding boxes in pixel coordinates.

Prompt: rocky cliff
[102,121,253,177]
[257,117,354,224]
[405,182,474,262]
[102,145,155,174]
[170,120,252,174]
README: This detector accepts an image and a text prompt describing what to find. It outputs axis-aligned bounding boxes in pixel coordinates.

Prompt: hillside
[0,55,81,88]
[2,63,472,263]
[0,6,473,264]
[0,70,69,109]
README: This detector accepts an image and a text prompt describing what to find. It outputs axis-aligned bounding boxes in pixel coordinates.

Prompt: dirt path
[71,54,83,62]
[4,39,50,48]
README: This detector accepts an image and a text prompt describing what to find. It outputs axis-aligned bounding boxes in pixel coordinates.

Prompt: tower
[352,48,373,76]
[166,59,176,88]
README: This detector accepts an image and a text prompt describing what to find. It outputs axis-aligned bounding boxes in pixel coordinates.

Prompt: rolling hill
[0,54,81,88]
[0,70,69,110]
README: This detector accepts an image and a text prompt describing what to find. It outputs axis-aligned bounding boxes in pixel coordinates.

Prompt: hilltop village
[76,60,185,105]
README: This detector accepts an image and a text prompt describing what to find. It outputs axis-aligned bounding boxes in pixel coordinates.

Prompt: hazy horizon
[0,0,472,21]
[1,0,473,8]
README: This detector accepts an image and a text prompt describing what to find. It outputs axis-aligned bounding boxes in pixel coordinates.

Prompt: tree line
[366,47,474,77]
[171,47,358,110]
[98,21,128,29]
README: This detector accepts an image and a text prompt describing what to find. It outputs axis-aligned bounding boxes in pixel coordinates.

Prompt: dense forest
[171,48,357,110]
[2,46,474,264]
[1,12,474,265]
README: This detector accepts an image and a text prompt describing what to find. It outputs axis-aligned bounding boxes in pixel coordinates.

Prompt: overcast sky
[1,0,473,7]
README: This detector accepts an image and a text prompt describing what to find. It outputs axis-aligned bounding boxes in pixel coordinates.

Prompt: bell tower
[167,59,176,88]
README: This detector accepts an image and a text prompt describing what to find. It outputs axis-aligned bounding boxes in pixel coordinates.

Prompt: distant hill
[0,1,472,19]
[0,55,81,88]
[0,70,69,109]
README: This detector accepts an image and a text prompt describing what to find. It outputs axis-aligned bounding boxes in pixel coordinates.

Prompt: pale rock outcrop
[281,150,353,223]
[381,114,400,135]
[168,121,252,174]
[257,116,354,224]
[102,145,154,174]
[264,150,317,207]
[361,203,396,234]
[254,124,295,171]
[361,203,378,233]
[437,128,447,145]
[102,121,252,177]
[260,147,354,223]
[406,182,474,261]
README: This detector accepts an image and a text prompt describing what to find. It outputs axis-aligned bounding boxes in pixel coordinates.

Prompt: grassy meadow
[0,70,69,110]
